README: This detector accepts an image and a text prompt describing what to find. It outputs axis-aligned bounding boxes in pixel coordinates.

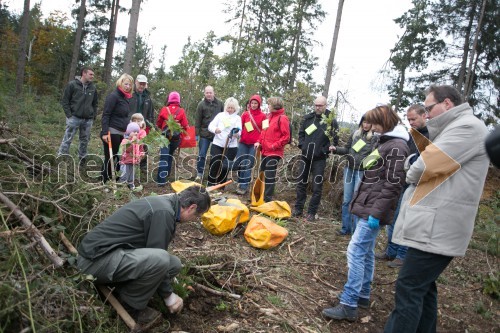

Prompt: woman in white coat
[207,97,242,187]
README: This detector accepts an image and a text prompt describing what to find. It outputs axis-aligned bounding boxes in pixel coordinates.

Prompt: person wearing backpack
[233,95,266,195]
[254,97,290,202]
[156,92,188,186]
[293,96,339,222]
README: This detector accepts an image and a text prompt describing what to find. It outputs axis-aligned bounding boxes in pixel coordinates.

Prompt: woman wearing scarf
[101,74,134,183]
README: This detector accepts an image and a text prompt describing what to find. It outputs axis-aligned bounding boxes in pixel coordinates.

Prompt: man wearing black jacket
[57,67,98,163]
[293,96,339,222]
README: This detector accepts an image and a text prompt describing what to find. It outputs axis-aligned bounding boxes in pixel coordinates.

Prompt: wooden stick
[58,232,138,330]
[206,180,233,192]
[59,232,78,255]
[0,192,64,267]
[98,285,137,330]
[0,138,16,144]
[192,282,241,299]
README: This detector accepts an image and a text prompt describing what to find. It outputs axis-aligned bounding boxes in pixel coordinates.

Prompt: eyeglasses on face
[425,102,439,113]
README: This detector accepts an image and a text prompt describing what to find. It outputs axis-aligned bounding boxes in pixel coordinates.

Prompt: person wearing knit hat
[156,91,189,186]
[119,122,143,190]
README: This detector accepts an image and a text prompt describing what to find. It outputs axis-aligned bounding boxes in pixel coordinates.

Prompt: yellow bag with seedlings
[250,201,291,219]
[201,198,249,235]
[244,215,288,249]
[171,180,199,193]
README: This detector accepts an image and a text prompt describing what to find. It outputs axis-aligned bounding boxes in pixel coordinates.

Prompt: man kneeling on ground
[77,186,211,328]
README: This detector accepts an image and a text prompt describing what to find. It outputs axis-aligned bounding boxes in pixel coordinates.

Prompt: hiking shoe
[322,304,358,321]
[132,306,162,331]
[357,297,370,309]
[375,252,395,261]
[336,294,370,309]
[305,213,315,222]
[387,258,404,268]
[336,230,350,236]
[128,184,136,190]
[236,187,247,195]
[194,174,202,182]
[292,209,302,218]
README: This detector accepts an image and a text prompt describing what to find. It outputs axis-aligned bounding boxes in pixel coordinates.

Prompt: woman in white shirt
[207,97,242,187]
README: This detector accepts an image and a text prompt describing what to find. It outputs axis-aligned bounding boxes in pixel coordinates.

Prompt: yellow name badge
[305,123,317,135]
[245,121,254,132]
[362,149,380,169]
[352,139,366,152]
[262,119,269,129]
[222,118,231,128]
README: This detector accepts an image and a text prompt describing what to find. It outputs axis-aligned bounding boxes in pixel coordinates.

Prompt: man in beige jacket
[384,85,489,332]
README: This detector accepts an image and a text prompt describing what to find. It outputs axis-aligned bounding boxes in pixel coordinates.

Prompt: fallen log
[0,192,64,267]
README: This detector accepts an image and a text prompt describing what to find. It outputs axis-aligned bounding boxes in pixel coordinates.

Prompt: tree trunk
[288,0,304,91]
[68,0,86,83]
[15,0,30,95]
[464,0,487,100]
[235,0,247,55]
[456,0,477,92]
[123,0,141,74]
[394,67,406,113]
[323,0,344,98]
[103,0,120,86]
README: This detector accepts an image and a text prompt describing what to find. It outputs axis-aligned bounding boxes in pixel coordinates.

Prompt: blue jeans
[384,248,453,333]
[58,116,93,159]
[340,167,363,234]
[340,217,379,307]
[233,142,256,190]
[157,140,180,185]
[196,137,212,176]
[386,188,408,260]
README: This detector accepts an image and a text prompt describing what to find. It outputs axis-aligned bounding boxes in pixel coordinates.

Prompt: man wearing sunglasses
[384,85,489,332]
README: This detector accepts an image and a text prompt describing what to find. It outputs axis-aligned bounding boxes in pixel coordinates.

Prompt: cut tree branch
[0,191,64,267]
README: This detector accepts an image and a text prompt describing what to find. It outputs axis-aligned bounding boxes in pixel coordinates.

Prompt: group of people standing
[59,72,492,332]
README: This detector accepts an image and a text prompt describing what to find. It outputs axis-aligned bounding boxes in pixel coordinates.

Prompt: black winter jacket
[101,88,130,136]
[350,125,409,225]
[407,126,429,155]
[195,98,224,139]
[297,110,339,160]
[61,79,98,119]
[335,128,377,170]
[128,89,154,127]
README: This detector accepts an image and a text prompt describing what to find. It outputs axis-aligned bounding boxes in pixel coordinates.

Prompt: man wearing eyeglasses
[292,96,338,222]
[384,85,489,332]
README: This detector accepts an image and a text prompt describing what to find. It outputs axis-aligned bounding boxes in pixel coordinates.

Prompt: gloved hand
[164,292,184,314]
[231,128,240,134]
[367,215,380,230]
[195,135,199,142]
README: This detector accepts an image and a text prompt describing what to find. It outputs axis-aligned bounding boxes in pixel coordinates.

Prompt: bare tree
[103,0,120,86]
[123,0,141,74]
[68,0,87,82]
[15,0,30,95]
[323,0,344,98]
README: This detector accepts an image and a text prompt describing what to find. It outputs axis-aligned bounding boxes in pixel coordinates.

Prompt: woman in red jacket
[254,97,290,202]
[156,91,188,186]
[234,95,267,195]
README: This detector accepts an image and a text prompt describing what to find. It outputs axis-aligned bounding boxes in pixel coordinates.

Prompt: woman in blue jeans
[322,105,409,321]
[330,115,376,235]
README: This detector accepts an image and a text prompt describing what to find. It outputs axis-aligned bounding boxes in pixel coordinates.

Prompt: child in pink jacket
[119,122,143,189]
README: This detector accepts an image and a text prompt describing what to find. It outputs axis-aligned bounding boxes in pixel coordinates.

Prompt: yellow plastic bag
[201,198,249,235]
[251,171,265,207]
[171,180,199,193]
[226,198,250,224]
[244,215,288,249]
[250,200,291,219]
